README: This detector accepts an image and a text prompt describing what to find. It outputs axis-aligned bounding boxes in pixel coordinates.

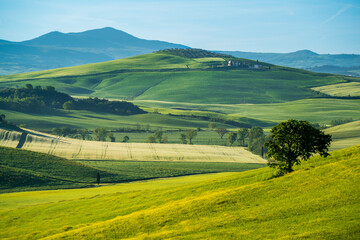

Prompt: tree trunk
[287,161,293,173]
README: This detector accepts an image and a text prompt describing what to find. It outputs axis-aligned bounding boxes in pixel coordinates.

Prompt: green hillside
[0,146,112,192]
[136,98,360,125]
[1,145,359,239]
[324,120,360,150]
[0,50,353,104]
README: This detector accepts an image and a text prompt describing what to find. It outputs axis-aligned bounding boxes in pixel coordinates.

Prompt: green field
[0,52,352,104]
[1,145,358,239]
[325,120,360,150]
[0,146,113,192]
[312,82,360,97]
[136,98,360,125]
[0,145,266,193]
[1,47,360,240]
[0,109,238,131]
[1,50,359,148]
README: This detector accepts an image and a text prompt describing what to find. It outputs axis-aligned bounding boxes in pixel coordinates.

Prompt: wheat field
[0,129,265,163]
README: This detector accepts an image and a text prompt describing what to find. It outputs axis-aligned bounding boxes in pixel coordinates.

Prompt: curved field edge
[0,128,266,163]
[0,145,358,239]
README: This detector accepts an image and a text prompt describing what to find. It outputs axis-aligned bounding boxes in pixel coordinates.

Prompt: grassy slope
[312,82,360,97]
[135,98,360,124]
[0,52,351,104]
[1,145,359,239]
[325,120,360,150]
[0,146,112,192]
[0,145,265,193]
[0,109,235,131]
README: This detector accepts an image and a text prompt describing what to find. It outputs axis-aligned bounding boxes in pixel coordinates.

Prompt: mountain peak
[293,50,318,56]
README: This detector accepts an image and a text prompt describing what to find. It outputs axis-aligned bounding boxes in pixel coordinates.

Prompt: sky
[0,0,359,54]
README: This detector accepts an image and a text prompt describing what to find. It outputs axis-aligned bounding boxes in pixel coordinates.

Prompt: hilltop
[1,145,358,239]
[0,49,356,105]
[0,27,188,75]
[217,50,360,76]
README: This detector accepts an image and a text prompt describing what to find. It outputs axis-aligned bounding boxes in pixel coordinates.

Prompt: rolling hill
[0,145,113,192]
[1,145,358,239]
[0,27,188,75]
[0,49,356,105]
[217,50,360,76]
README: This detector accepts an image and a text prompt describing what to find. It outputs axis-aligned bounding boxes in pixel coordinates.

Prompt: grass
[0,109,237,131]
[312,82,360,97]
[75,160,265,183]
[135,98,360,125]
[0,128,265,163]
[0,127,266,193]
[2,98,359,134]
[0,52,352,104]
[0,146,112,192]
[0,145,358,239]
[0,144,265,193]
[325,120,360,150]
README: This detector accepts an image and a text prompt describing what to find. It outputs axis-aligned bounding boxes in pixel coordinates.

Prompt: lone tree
[108,132,116,142]
[123,136,130,142]
[79,128,89,140]
[94,128,107,141]
[154,130,163,143]
[237,128,249,146]
[179,133,187,144]
[186,129,197,144]
[215,127,227,139]
[265,119,332,174]
[228,132,237,146]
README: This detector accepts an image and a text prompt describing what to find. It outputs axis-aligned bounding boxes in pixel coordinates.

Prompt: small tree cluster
[179,129,198,144]
[215,128,227,139]
[248,127,266,156]
[52,127,78,137]
[330,118,353,127]
[148,130,168,143]
[224,127,266,156]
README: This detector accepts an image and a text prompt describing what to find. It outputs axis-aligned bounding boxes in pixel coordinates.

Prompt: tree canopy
[0,85,145,115]
[265,119,332,174]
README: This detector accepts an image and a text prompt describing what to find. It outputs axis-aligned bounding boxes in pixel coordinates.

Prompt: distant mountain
[0,27,189,75]
[216,50,360,76]
[305,65,360,77]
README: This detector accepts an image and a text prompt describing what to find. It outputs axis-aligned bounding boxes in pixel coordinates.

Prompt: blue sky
[0,0,359,53]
